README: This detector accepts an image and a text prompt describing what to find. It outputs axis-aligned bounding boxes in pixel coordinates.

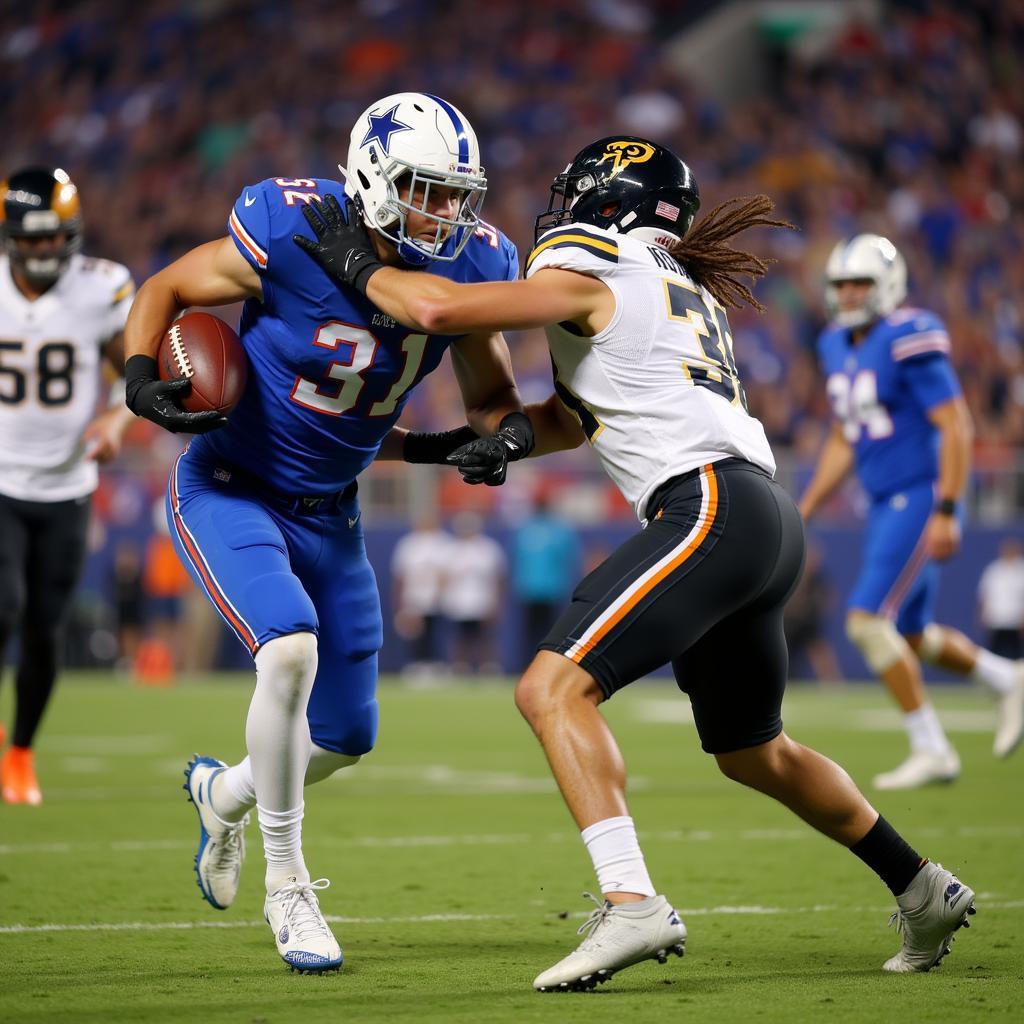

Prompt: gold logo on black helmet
[597,141,656,176]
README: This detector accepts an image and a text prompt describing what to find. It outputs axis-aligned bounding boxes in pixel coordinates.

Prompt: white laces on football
[275,878,333,941]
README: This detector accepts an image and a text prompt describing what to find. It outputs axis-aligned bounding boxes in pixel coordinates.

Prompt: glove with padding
[446,412,535,486]
[125,355,226,435]
[293,194,384,295]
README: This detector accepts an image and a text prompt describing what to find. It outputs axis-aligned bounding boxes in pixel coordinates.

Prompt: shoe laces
[214,813,249,864]
[275,878,333,943]
[576,892,613,943]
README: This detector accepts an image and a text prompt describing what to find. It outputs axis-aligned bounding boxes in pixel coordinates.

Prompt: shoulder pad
[526,225,619,278]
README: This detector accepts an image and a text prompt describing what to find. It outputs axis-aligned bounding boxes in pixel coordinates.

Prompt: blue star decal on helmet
[360,104,413,153]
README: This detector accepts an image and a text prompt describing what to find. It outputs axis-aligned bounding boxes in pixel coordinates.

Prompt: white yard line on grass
[1,823,1020,858]
[633,698,999,733]
[2,900,1021,935]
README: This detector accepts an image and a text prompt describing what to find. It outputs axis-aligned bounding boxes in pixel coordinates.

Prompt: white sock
[213,757,256,822]
[970,648,1017,696]
[212,746,359,823]
[581,816,656,898]
[259,802,309,891]
[903,703,951,755]
[246,633,318,893]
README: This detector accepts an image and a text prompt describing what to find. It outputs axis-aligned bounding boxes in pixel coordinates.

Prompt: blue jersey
[192,176,519,494]
[817,308,962,500]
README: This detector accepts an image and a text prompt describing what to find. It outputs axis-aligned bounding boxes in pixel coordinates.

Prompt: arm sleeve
[227,184,272,275]
[891,313,961,412]
[104,267,136,341]
[902,352,962,411]
[503,239,520,282]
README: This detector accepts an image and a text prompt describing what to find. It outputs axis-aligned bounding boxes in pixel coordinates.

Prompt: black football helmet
[535,136,699,245]
[1,166,83,284]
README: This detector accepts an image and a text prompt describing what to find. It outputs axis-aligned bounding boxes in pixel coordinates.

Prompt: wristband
[124,354,159,413]
[497,411,535,458]
[403,426,478,465]
[935,498,958,516]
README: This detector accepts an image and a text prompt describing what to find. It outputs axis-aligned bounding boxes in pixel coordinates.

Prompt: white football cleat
[993,665,1024,758]
[882,862,976,972]
[264,877,343,973]
[534,893,686,992]
[872,749,960,790]
[183,755,249,910]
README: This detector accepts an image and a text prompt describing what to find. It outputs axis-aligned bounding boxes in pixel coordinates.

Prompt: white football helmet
[343,92,487,266]
[824,234,907,328]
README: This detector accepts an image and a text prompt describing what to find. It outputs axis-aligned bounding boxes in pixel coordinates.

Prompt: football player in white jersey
[299,136,977,985]
[0,167,136,804]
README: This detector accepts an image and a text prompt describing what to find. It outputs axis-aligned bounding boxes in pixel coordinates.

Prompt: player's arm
[291,192,613,334]
[798,421,855,521]
[375,329,525,462]
[81,331,135,463]
[367,266,612,337]
[123,238,262,433]
[924,395,973,560]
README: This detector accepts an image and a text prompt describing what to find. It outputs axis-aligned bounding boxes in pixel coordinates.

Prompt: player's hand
[446,412,535,486]
[293,194,384,296]
[125,355,227,435]
[82,407,131,463]
[925,511,960,561]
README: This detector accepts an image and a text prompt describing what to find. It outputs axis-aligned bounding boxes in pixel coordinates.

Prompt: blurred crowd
[4,0,1023,471]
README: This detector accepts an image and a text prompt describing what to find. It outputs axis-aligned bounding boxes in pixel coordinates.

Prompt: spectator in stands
[441,512,507,677]
[978,538,1024,660]
[511,492,582,670]
[391,513,453,681]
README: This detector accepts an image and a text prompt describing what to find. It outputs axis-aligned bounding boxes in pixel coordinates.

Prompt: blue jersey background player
[123,93,531,973]
[800,234,1023,790]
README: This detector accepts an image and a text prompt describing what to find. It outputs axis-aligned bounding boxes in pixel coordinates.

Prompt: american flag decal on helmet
[655,200,680,221]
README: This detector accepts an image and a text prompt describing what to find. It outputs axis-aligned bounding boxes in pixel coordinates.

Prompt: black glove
[125,354,227,435]
[446,412,535,486]
[293,194,383,295]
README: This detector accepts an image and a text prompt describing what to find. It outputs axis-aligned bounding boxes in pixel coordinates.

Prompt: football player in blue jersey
[123,93,531,973]
[800,235,1024,789]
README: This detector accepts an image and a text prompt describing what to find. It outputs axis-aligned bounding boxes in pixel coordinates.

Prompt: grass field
[0,675,1021,1023]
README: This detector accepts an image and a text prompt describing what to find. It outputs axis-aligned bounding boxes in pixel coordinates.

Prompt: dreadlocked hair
[668,195,795,312]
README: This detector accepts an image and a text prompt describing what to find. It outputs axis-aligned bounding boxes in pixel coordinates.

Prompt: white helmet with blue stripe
[344,92,487,266]
[825,233,908,328]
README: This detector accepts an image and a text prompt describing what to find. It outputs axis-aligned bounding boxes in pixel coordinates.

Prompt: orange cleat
[1,746,42,806]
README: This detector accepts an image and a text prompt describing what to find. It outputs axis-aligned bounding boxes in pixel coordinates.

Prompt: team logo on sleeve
[597,141,656,177]
[360,105,413,153]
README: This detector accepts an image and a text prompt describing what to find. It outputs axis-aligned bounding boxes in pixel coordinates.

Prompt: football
[157,311,248,415]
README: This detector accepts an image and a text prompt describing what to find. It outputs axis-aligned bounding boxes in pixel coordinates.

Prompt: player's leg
[200,507,381,824]
[517,462,778,990]
[845,486,958,784]
[209,487,378,968]
[681,534,975,972]
[905,620,1024,758]
[2,497,89,805]
[167,453,341,968]
[0,494,29,795]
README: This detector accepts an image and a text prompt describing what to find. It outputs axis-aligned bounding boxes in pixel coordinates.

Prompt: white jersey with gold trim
[0,253,134,501]
[526,223,775,519]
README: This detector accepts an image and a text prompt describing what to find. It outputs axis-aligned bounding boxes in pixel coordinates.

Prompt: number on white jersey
[0,340,75,407]
[827,370,894,441]
[662,280,747,410]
